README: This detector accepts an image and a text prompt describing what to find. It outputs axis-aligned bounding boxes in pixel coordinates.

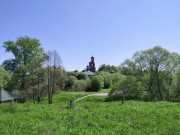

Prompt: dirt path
[74,93,108,102]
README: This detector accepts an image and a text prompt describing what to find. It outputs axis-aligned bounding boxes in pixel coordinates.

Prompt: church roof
[0,88,20,102]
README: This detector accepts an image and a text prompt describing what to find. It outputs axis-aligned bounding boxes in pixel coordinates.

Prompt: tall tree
[120,46,179,100]
[46,50,63,104]
[2,36,47,92]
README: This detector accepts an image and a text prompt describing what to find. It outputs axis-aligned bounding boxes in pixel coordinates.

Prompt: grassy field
[0,91,180,135]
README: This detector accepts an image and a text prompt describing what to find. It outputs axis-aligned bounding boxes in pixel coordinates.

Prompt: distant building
[82,56,96,76]
[86,56,96,72]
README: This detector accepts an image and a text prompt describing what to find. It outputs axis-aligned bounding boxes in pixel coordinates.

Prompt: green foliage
[99,88,111,93]
[65,76,78,90]
[2,36,47,92]
[67,71,87,80]
[0,66,11,89]
[2,59,17,73]
[111,72,124,84]
[98,64,118,73]
[95,71,112,89]
[110,76,144,100]
[0,92,180,135]
[170,67,180,101]
[65,71,112,92]
[91,75,104,91]
[46,50,64,104]
[64,71,90,92]
[120,46,180,101]
[74,80,88,91]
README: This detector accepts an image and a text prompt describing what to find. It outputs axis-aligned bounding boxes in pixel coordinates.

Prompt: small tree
[91,75,104,91]
[109,75,144,101]
[28,68,47,103]
[46,50,63,104]
[95,71,112,89]
[65,76,77,91]
[2,36,47,95]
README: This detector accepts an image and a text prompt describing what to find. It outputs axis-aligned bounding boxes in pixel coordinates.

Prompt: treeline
[0,36,180,103]
[110,46,180,102]
[64,70,120,92]
[63,46,180,102]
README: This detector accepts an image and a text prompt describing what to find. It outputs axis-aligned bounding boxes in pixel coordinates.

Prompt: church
[82,56,96,74]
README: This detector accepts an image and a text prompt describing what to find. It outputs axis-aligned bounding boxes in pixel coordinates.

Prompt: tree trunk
[32,86,36,104]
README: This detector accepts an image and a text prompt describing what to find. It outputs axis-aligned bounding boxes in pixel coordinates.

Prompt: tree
[2,36,47,94]
[98,64,118,73]
[2,59,17,73]
[111,73,123,84]
[110,76,144,100]
[67,71,87,80]
[170,67,180,101]
[65,76,77,90]
[27,68,47,103]
[95,71,112,89]
[0,66,11,89]
[91,75,104,91]
[120,46,179,101]
[64,71,90,91]
[46,50,63,104]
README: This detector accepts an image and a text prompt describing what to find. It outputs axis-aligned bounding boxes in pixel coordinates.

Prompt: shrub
[109,76,144,101]
[74,80,88,92]
[95,71,112,89]
[90,75,104,92]
[65,76,77,91]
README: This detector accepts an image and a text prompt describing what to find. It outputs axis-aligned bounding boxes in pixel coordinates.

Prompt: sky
[0,0,180,71]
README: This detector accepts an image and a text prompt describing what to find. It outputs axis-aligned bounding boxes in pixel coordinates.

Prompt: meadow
[0,91,180,135]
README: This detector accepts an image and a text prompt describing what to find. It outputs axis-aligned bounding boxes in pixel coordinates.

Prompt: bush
[94,71,113,89]
[73,80,88,92]
[107,90,124,101]
[90,75,104,92]
[64,73,91,92]
[109,76,144,101]
[65,76,77,91]
[111,73,123,84]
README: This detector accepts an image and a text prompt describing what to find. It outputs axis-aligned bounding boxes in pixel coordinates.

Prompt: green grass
[99,88,111,93]
[0,92,180,135]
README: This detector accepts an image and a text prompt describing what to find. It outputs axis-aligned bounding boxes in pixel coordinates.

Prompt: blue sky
[0,0,180,71]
